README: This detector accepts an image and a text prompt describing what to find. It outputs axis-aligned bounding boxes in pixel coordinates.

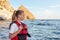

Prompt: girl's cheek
[19,16,21,19]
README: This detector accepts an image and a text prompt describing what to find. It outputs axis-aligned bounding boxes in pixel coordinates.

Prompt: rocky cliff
[0,0,14,20]
[18,5,35,20]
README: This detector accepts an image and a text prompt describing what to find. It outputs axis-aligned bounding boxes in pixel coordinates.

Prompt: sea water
[0,19,60,40]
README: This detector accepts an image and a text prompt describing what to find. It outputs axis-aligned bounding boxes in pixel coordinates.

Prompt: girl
[9,10,31,40]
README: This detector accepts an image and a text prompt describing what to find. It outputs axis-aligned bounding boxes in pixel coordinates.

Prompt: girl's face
[18,13,25,20]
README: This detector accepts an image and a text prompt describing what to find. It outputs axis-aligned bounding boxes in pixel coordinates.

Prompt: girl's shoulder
[9,22,17,29]
[11,23,17,26]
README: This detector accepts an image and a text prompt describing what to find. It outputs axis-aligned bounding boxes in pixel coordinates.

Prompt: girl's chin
[21,19,24,20]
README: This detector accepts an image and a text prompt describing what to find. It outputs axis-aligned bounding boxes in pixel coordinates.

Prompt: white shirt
[9,21,24,34]
[9,23,18,34]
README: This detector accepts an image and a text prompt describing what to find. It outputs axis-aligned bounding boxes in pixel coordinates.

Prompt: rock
[0,0,14,13]
[18,5,35,20]
[0,0,14,20]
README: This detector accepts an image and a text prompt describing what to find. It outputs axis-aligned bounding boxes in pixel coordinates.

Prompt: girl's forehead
[19,13,24,15]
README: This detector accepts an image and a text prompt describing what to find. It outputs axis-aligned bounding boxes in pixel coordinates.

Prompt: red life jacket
[10,20,28,40]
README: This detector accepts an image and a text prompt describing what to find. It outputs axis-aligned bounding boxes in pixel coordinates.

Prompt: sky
[9,0,60,19]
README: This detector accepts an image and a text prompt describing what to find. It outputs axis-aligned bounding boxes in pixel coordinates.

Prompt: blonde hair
[12,10,17,22]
